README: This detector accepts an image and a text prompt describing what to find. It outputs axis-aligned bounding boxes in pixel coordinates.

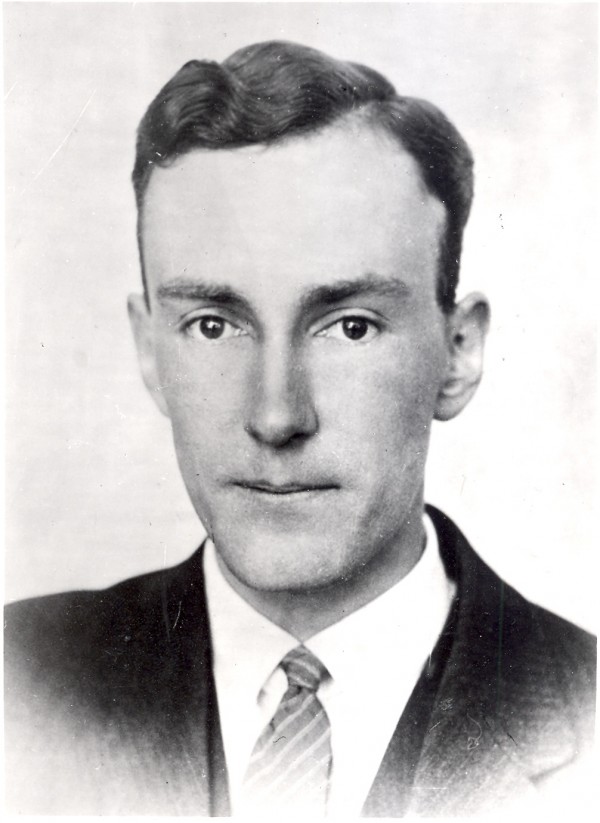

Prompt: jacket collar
[145,546,231,815]
[364,505,578,816]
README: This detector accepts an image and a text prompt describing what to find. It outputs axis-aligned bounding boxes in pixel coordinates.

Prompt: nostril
[244,407,317,448]
[244,385,318,447]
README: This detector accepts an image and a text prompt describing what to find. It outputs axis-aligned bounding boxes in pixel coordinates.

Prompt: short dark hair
[133,40,474,312]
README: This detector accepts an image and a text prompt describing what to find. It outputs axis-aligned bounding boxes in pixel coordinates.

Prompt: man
[4,41,595,816]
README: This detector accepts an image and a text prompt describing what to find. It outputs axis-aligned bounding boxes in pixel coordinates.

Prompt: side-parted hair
[133,40,474,312]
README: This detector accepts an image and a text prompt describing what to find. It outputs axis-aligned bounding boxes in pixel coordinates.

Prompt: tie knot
[281,645,327,692]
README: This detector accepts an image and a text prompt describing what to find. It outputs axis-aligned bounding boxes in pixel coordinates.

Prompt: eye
[317,316,379,343]
[185,315,245,341]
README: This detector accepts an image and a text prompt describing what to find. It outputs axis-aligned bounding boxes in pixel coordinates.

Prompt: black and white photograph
[4,2,597,816]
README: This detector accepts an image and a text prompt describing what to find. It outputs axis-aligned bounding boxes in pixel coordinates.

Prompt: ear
[435,292,490,422]
[127,294,170,418]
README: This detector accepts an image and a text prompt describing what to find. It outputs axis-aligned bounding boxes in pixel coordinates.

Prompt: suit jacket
[4,506,596,815]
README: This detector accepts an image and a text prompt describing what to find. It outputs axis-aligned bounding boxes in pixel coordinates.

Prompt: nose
[244,341,318,448]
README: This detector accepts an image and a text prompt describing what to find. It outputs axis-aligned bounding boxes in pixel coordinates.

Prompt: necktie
[240,645,332,816]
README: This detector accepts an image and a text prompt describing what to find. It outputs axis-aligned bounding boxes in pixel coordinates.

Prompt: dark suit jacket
[4,507,596,815]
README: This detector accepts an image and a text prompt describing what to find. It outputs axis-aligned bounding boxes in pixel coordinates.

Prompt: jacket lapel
[122,543,231,815]
[363,506,577,817]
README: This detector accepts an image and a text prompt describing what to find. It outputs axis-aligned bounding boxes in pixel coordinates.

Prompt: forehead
[141,121,446,295]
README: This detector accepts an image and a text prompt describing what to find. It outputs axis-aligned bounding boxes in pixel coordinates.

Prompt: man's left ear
[434,292,490,422]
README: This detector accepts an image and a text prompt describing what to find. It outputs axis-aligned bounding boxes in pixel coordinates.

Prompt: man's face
[134,122,453,594]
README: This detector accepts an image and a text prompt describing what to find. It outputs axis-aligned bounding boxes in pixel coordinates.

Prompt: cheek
[314,339,445,447]
[155,340,248,444]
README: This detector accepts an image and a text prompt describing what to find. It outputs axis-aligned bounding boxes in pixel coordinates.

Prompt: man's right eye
[185,315,244,341]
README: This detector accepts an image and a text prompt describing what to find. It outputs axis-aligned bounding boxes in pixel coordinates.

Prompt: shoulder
[427,502,596,658]
[498,582,596,741]
[4,547,217,815]
[6,545,206,630]
[427,504,596,732]
[5,546,209,711]
[419,505,596,813]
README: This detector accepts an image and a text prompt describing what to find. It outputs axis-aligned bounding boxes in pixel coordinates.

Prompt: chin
[213,527,359,594]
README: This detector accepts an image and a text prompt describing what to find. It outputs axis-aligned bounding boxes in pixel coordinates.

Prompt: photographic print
[4,2,597,815]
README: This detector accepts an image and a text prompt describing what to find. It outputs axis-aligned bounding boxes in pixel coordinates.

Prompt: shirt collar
[204,512,450,699]
[204,542,297,712]
[304,513,452,688]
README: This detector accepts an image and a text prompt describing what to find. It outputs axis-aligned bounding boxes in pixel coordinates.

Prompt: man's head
[128,41,489,616]
[132,40,474,313]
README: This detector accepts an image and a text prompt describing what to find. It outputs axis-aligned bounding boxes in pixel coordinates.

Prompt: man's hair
[133,40,474,312]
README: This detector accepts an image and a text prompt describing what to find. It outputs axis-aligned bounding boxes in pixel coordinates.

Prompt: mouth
[232,480,339,495]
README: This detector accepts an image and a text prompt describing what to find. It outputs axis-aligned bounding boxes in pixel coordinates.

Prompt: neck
[215,503,427,641]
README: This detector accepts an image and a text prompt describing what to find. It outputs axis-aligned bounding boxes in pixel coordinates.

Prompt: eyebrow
[154,273,411,315]
[155,279,252,314]
[298,275,411,314]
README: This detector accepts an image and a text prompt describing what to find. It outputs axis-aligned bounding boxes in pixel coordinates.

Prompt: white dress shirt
[204,513,455,817]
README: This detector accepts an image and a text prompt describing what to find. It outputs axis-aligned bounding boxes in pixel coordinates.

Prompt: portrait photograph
[4,1,597,816]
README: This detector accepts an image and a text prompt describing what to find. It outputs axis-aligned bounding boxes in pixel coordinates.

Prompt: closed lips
[235,481,338,494]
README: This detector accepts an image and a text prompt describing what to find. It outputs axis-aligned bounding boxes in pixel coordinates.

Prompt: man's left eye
[317,316,379,342]
[185,316,244,341]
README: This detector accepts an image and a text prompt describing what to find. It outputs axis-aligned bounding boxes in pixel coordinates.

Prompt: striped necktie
[240,645,332,816]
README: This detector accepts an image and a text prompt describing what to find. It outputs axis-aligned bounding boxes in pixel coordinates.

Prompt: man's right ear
[127,294,170,418]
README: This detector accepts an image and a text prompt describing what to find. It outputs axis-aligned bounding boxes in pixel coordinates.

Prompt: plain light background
[4,2,598,633]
